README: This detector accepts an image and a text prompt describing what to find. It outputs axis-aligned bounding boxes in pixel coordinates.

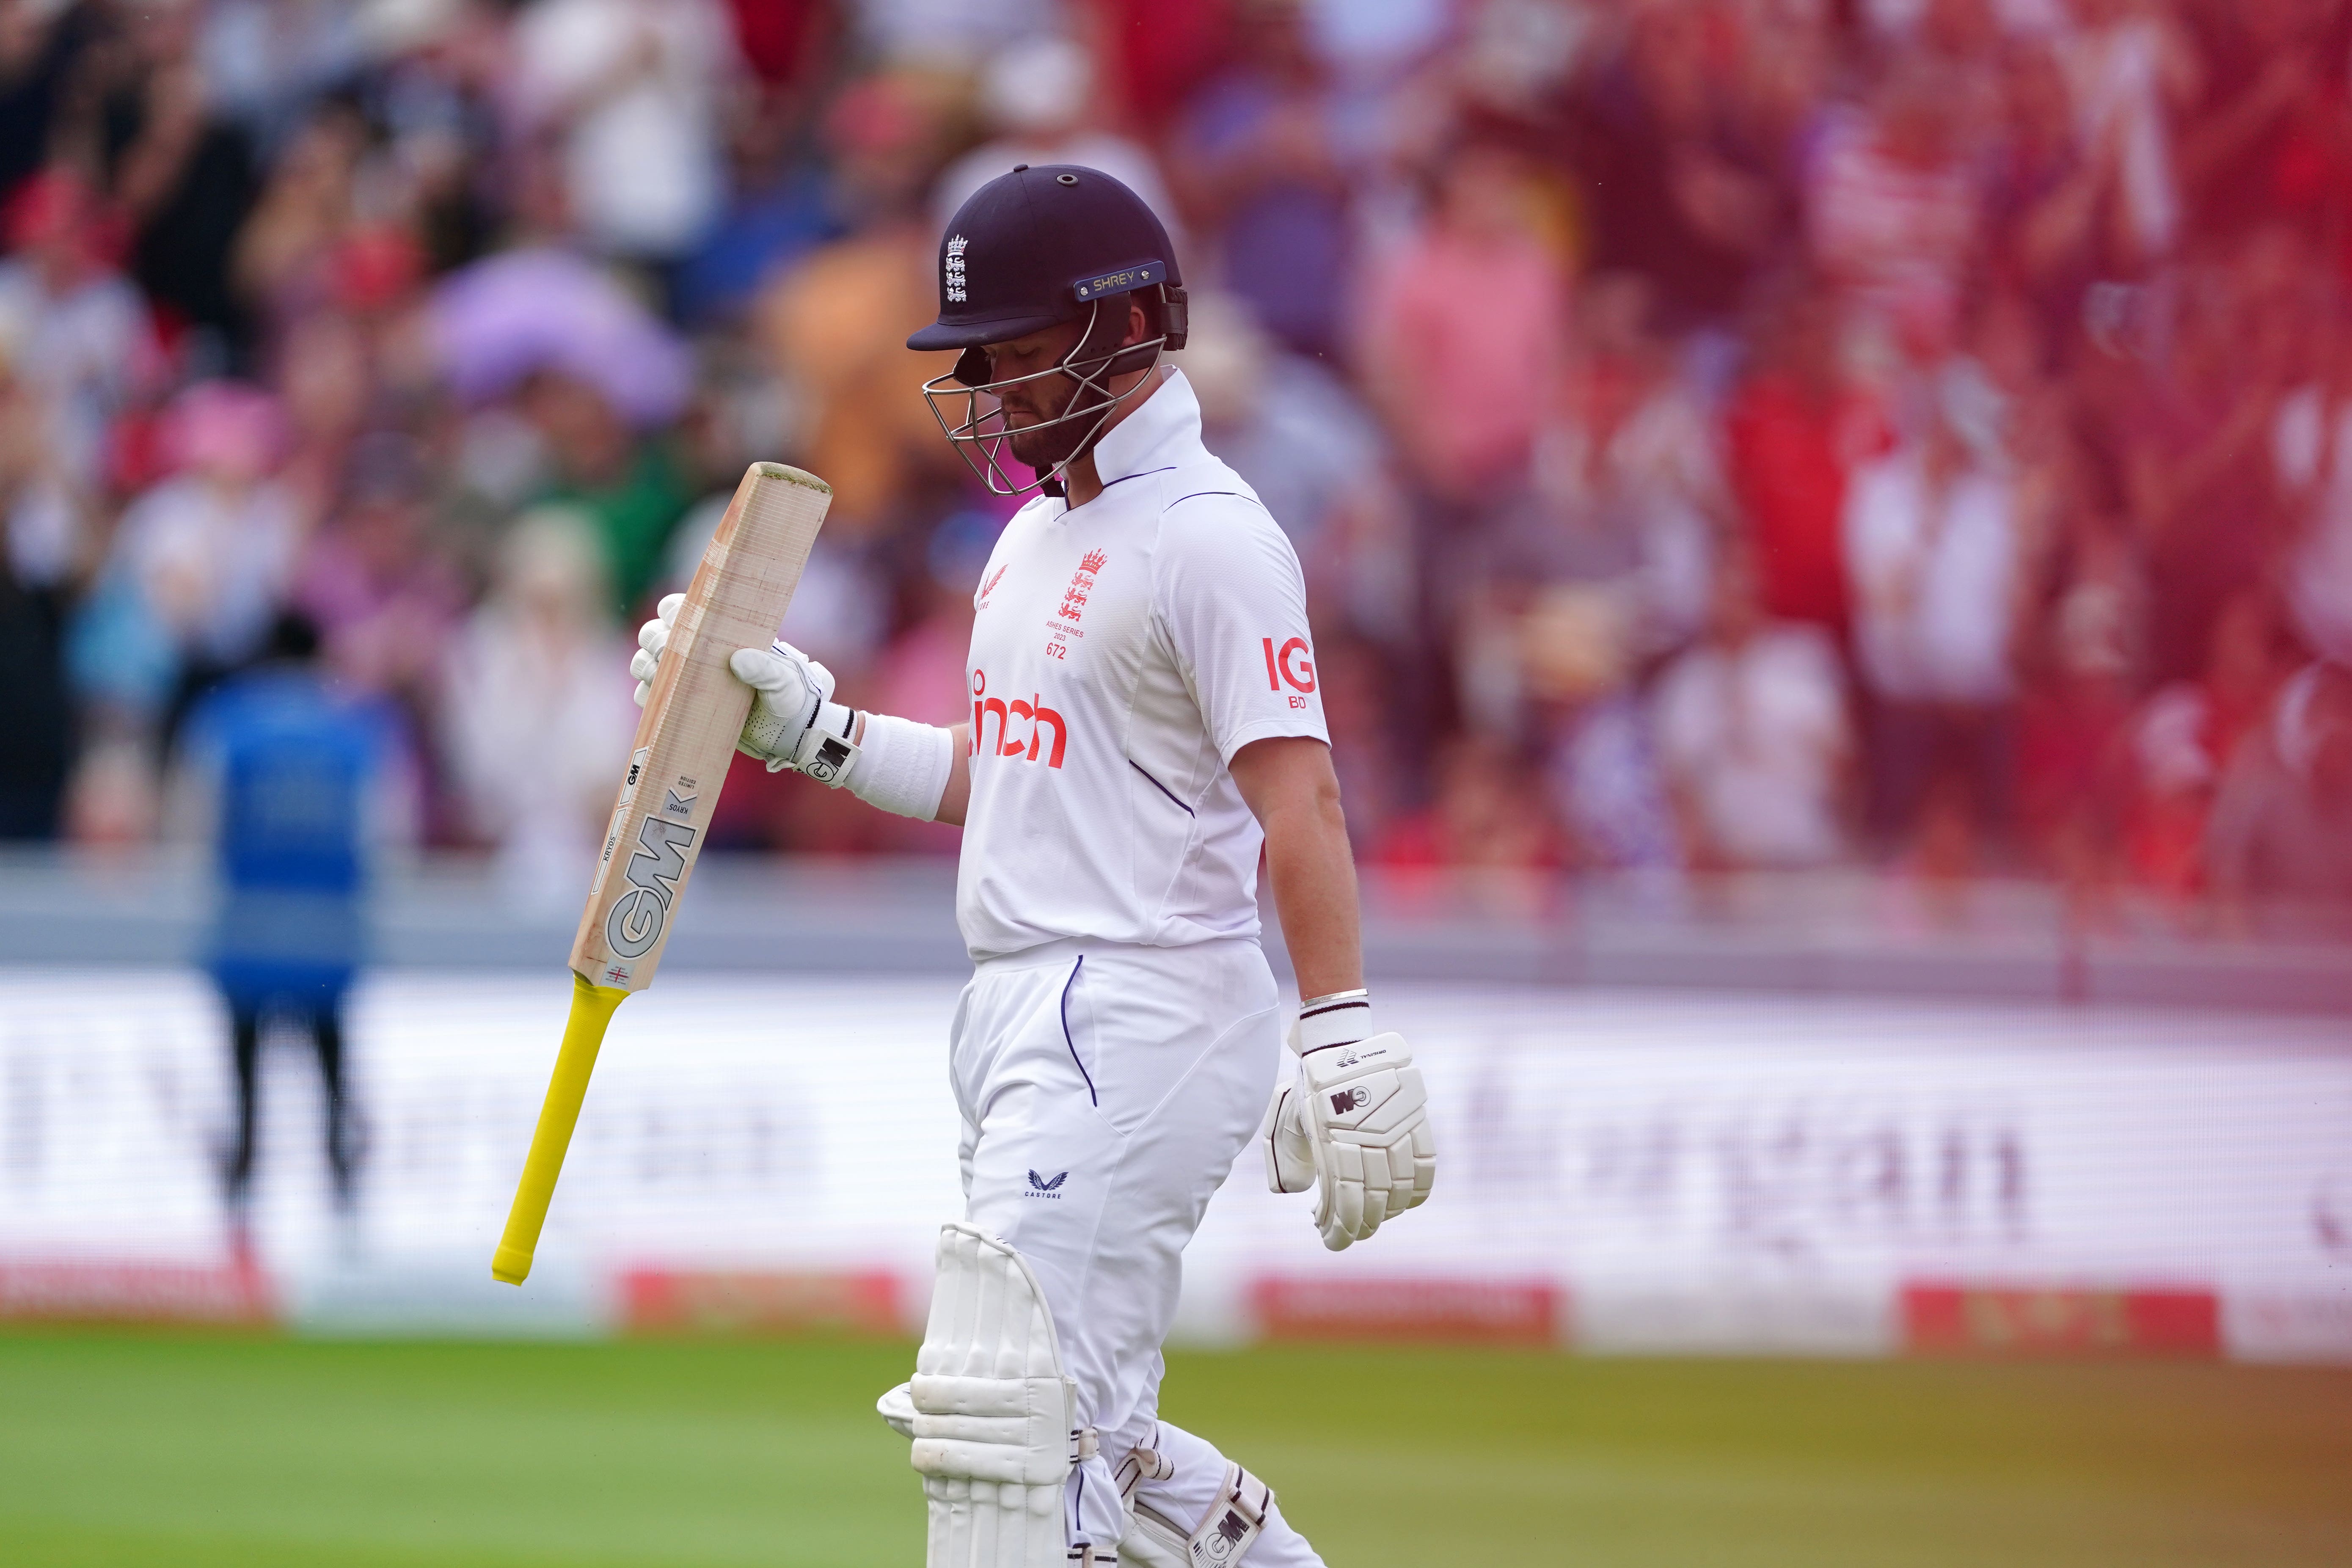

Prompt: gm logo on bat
[606,793,698,958]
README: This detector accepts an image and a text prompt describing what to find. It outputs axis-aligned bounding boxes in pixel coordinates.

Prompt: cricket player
[633,166,1435,1567]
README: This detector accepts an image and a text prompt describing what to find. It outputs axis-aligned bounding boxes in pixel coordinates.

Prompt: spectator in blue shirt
[180,612,400,1226]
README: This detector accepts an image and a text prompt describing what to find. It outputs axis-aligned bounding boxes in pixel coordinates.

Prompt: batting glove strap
[782,703,859,784]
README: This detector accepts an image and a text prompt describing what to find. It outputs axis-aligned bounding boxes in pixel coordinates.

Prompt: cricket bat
[491,462,832,1286]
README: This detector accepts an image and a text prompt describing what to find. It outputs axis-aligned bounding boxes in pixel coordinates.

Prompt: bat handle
[492,971,628,1285]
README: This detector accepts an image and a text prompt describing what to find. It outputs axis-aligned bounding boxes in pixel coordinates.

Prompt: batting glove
[631,594,861,783]
[1261,991,1436,1250]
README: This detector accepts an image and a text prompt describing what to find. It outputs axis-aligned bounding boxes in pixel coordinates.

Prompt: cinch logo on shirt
[971,670,1068,767]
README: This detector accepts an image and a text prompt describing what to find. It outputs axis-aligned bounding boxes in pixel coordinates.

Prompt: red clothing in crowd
[723,0,833,85]
[1726,372,1856,634]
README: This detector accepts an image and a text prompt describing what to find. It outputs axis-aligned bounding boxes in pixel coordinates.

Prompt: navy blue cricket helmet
[910,165,1188,496]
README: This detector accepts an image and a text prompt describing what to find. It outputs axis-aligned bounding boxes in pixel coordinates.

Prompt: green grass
[1,1334,2347,1566]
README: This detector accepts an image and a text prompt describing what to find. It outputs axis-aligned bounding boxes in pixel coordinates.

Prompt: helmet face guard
[919,287,1185,499]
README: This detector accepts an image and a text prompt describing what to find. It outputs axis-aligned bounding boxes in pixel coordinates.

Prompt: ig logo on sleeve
[1260,637,1316,708]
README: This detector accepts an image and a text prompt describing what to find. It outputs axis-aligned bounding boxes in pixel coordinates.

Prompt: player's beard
[1002,371,1110,475]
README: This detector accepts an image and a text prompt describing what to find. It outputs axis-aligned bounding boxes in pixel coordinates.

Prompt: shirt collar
[1088,368,1203,490]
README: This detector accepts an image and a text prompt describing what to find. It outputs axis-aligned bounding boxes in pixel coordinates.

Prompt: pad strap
[882,1379,1090,1459]
[1186,1464,1272,1566]
[1114,1445,1175,1506]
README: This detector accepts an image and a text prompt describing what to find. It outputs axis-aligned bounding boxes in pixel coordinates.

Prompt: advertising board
[2,971,2344,1359]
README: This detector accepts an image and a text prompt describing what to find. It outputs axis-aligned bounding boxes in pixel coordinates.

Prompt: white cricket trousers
[950,935,1326,1566]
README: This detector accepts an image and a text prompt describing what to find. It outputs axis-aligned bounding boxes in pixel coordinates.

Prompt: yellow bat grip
[492,972,628,1285]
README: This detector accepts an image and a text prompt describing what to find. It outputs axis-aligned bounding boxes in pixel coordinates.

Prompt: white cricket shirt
[956,369,1328,960]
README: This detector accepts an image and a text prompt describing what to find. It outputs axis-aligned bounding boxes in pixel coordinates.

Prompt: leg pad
[912,1223,1092,1568]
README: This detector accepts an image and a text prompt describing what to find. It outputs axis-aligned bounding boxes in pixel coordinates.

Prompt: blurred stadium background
[1,0,2350,1562]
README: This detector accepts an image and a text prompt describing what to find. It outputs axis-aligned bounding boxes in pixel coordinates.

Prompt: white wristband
[845,712,956,822]
[1296,989,1374,1051]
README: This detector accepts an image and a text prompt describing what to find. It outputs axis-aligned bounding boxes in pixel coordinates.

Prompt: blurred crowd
[1,0,2348,915]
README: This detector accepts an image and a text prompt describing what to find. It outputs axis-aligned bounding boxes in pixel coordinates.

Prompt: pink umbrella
[427,248,692,427]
